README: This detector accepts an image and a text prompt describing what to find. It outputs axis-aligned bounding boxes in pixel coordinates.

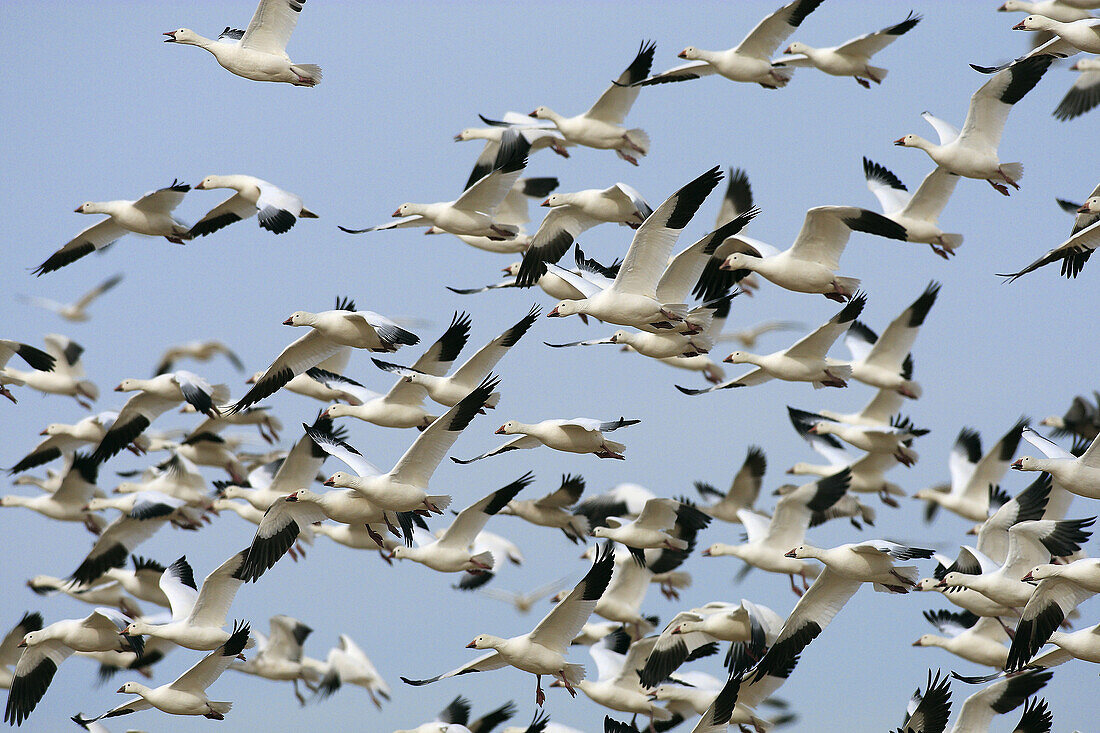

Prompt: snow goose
[999,0,1097,21]
[917,549,1022,619]
[323,312,471,429]
[937,518,1094,607]
[452,416,641,463]
[311,634,391,707]
[0,453,101,526]
[842,281,939,397]
[894,670,951,733]
[915,420,1028,522]
[862,159,963,258]
[91,372,226,462]
[542,167,727,330]
[574,483,656,529]
[67,497,181,585]
[154,340,244,376]
[393,694,513,733]
[776,11,922,87]
[373,305,539,409]
[74,621,249,724]
[401,545,614,705]
[513,183,652,286]
[17,274,123,323]
[391,473,532,573]
[786,442,905,505]
[1023,621,1100,669]
[340,131,530,239]
[677,293,866,395]
[11,414,116,473]
[693,446,766,523]
[702,469,851,594]
[427,177,560,254]
[591,498,711,558]
[190,174,316,236]
[457,114,570,188]
[476,578,571,615]
[529,42,655,164]
[635,0,826,89]
[565,632,673,725]
[0,341,54,404]
[228,296,419,413]
[1006,557,1100,669]
[0,614,42,691]
[573,548,665,633]
[720,320,805,347]
[1040,389,1100,441]
[123,552,250,651]
[102,557,171,609]
[972,473,1057,563]
[1054,57,1100,119]
[719,206,907,299]
[1012,426,1100,498]
[998,193,1100,281]
[894,55,1057,195]
[312,377,499,512]
[33,181,191,275]
[786,539,935,593]
[0,334,97,408]
[1011,15,1100,55]
[637,600,782,688]
[4,608,139,725]
[164,0,320,85]
[913,610,1010,668]
[496,474,591,543]
[229,614,314,703]
[945,669,1052,733]
[792,406,927,467]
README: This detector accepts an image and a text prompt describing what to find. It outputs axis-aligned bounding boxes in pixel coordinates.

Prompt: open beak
[1022,571,1034,582]
[911,639,922,646]
[784,45,794,54]
[1010,459,1023,470]
[282,317,294,325]
[893,136,906,146]
[540,198,551,207]
[1079,203,1092,213]
[465,640,477,648]
[721,354,734,363]
[286,492,299,502]
[935,579,948,588]
[677,50,687,59]
[528,109,539,117]
[194,181,206,190]
[784,549,797,558]
[17,641,25,648]
[117,685,127,693]
[501,266,513,273]
[74,206,83,213]
[1012,21,1026,30]
[392,209,403,217]
[494,426,505,434]
[323,477,335,487]
[701,547,712,556]
[547,307,560,317]
[453,133,463,142]
[163,32,176,42]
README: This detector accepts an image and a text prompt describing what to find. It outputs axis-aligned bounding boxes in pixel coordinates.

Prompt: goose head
[1021,564,1055,583]
[548,300,584,318]
[454,128,489,142]
[912,634,938,648]
[936,571,969,589]
[784,545,813,559]
[608,330,631,345]
[542,193,569,208]
[74,202,101,215]
[117,681,143,695]
[393,203,420,217]
[1010,456,1040,471]
[114,378,143,393]
[1079,196,1100,214]
[283,311,314,327]
[163,28,202,44]
[529,106,553,120]
[324,471,356,488]
[722,350,755,365]
[893,133,927,149]
[678,47,701,60]
[502,262,521,276]
[701,542,737,557]
[495,420,520,435]
[784,42,811,55]
[194,175,228,191]
[719,252,758,272]
[466,634,500,650]
[1012,15,1051,31]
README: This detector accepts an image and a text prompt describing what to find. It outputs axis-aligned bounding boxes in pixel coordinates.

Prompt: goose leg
[998,166,1020,189]
[987,179,1010,196]
[535,675,545,706]
[855,77,871,88]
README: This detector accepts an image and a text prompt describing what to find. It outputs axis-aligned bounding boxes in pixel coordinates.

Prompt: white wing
[240,0,302,55]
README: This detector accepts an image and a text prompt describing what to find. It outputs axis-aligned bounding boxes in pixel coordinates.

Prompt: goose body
[191,174,316,236]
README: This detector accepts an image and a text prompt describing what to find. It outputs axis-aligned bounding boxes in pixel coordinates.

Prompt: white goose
[91,372,226,462]
[229,297,419,413]
[1011,15,1100,55]
[720,206,907,299]
[123,552,249,651]
[0,613,42,691]
[373,305,539,409]
[845,280,939,397]
[17,274,123,323]
[400,545,614,706]
[164,0,321,85]
[391,473,532,573]
[340,131,529,239]
[530,42,655,165]
[0,340,56,403]
[999,193,1100,281]
[894,55,1056,195]
[513,182,652,285]
[862,159,963,258]
[1005,557,1100,669]
[456,114,570,187]
[567,633,672,725]
[311,634,391,708]
[33,181,192,274]
[912,609,1010,668]
[543,167,736,330]
[636,0,826,89]
[190,174,317,236]
[678,293,866,395]
[9,414,125,473]
[452,417,641,463]
[312,377,498,512]
[229,614,315,704]
[1012,426,1100,498]
[702,469,851,594]
[591,498,709,555]
[0,453,100,525]
[427,177,560,254]
[154,339,245,376]
[496,473,591,543]
[0,335,98,408]
[74,622,250,723]
[693,446,766,523]
[1055,57,1100,120]
[776,11,922,87]
[791,406,926,467]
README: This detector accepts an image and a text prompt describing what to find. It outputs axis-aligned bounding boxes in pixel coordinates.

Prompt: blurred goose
[190,174,316,236]
[941,669,1052,733]
[17,274,123,322]
[73,621,250,724]
[340,131,529,239]
[719,207,907,300]
[567,632,672,726]
[894,55,1056,195]
[635,0,826,88]
[776,12,922,87]
[0,335,97,408]
[229,615,314,704]
[400,545,614,706]
[452,417,640,463]
[694,446,766,523]
[862,159,963,258]
[530,42,655,165]
[678,293,866,395]
[310,634,391,708]
[373,305,539,409]
[34,181,191,275]
[0,453,100,525]
[228,297,419,413]
[164,0,321,85]
[496,474,591,544]
[456,114,570,187]
[154,339,244,376]
[0,614,42,691]
[1054,57,1100,120]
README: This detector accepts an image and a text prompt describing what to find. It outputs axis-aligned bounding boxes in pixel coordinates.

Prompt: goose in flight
[164,0,321,85]
[0,340,56,404]
[400,544,614,706]
[452,417,641,463]
[861,158,963,258]
[529,42,655,165]
[776,11,922,87]
[34,181,191,275]
[190,175,317,236]
[17,274,123,322]
[0,335,98,409]
[998,186,1100,281]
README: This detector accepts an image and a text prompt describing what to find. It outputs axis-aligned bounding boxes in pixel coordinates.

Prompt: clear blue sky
[2,1,1098,731]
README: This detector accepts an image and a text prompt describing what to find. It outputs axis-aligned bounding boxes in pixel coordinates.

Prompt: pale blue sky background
[2,1,1098,731]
